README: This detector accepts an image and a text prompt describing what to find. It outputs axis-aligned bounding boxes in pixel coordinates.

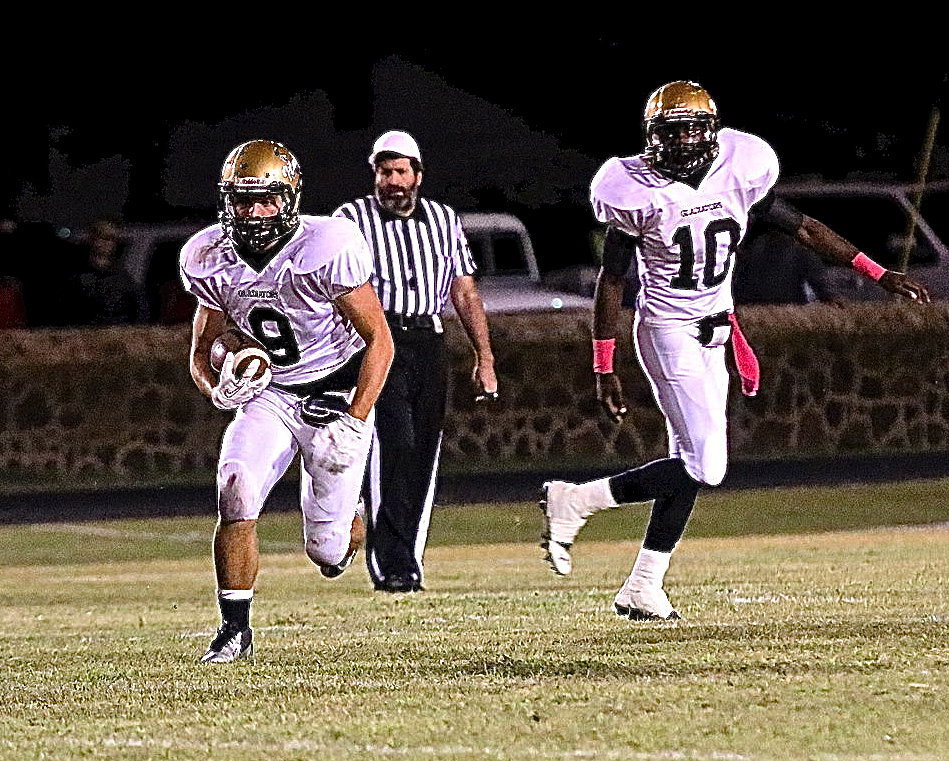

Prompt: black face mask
[645,118,720,180]
[219,186,301,257]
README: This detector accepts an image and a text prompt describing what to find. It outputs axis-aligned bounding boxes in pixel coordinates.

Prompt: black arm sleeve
[748,190,804,236]
[601,226,638,277]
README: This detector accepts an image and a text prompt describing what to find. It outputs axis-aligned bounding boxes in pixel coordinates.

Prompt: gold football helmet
[643,81,721,180]
[219,139,302,252]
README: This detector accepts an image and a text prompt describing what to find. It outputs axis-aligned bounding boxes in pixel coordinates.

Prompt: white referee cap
[369,130,422,166]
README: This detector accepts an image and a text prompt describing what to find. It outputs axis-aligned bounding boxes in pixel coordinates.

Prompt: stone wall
[2,300,947,494]
[443,301,949,474]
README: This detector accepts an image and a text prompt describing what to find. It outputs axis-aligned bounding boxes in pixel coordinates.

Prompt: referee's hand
[473,362,498,403]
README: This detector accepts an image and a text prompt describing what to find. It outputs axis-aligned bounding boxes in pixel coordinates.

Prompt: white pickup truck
[455,212,595,313]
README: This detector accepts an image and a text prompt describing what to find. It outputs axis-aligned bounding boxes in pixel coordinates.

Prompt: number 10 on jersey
[669,218,742,290]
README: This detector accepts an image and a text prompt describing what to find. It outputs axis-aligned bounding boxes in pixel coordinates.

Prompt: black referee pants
[365,325,446,589]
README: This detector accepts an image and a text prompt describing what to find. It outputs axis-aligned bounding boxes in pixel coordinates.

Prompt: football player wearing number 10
[541,81,929,621]
[180,139,394,662]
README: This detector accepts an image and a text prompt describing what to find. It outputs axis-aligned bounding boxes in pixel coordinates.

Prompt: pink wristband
[851,252,887,281]
[592,338,616,374]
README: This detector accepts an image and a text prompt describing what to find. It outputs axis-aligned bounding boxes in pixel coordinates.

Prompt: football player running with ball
[180,140,393,662]
[541,81,929,621]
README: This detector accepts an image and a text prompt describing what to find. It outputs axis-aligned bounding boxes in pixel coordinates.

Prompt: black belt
[385,313,439,331]
[271,349,364,397]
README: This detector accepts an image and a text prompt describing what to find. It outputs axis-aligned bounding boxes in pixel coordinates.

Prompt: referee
[333,130,498,593]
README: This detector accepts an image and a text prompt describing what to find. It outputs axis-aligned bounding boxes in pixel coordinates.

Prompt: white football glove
[318,413,371,474]
[210,352,272,411]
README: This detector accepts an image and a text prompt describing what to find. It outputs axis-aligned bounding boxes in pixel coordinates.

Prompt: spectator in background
[145,237,197,325]
[70,218,148,326]
[5,220,79,327]
[0,218,27,328]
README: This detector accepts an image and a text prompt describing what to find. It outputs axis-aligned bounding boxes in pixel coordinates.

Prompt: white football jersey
[180,215,373,385]
[591,128,779,324]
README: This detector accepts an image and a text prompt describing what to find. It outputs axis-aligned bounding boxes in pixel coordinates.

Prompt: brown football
[210,328,270,381]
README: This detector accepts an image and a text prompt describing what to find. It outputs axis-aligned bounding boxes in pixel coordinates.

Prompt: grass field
[0,479,946,760]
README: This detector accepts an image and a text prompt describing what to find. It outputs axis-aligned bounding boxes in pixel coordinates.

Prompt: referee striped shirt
[332,195,477,317]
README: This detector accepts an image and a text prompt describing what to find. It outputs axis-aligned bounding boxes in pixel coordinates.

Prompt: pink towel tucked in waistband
[728,313,759,397]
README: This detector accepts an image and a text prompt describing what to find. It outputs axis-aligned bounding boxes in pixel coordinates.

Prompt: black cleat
[320,550,356,578]
[373,575,423,593]
[320,506,366,579]
[200,624,253,663]
[614,602,682,621]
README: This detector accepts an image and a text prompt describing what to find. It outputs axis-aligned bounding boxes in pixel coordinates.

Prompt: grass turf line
[1,476,947,567]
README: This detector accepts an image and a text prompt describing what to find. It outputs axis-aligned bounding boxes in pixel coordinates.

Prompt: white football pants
[216,386,373,567]
[634,316,729,486]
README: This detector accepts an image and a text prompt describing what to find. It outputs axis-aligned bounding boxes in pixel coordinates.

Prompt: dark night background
[2,29,947,278]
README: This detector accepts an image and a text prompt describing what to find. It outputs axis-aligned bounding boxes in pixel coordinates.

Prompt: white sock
[631,547,672,587]
[575,477,618,515]
[218,589,254,601]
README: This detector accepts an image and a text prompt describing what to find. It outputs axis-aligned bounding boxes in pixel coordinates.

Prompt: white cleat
[614,583,681,621]
[544,538,573,576]
[540,481,588,576]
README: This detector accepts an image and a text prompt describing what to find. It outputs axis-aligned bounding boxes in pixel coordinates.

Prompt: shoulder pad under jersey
[590,155,672,212]
[715,128,780,189]
[179,224,231,279]
[288,215,369,275]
